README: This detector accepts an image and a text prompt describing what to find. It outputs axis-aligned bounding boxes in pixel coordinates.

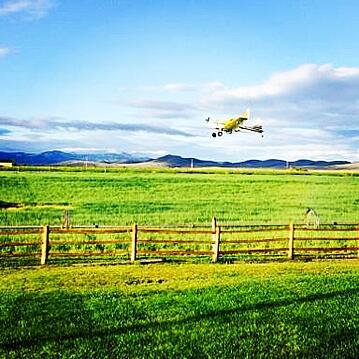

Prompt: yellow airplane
[206,108,263,138]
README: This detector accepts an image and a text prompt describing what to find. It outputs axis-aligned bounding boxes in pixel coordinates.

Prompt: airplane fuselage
[223,118,243,131]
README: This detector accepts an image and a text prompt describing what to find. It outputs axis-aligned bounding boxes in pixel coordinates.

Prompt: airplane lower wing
[237,125,263,133]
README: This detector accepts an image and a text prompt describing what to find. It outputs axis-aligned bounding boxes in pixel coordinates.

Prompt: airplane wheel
[212,133,216,138]
[218,131,223,137]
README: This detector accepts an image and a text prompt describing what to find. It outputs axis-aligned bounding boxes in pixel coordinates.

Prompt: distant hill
[148,155,350,169]
[0,150,351,168]
[330,161,359,170]
[0,150,149,166]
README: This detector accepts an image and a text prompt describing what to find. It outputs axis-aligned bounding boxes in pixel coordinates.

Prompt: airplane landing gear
[212,131,223,138]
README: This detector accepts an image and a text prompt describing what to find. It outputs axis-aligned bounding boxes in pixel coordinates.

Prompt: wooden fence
[0,218,358,266]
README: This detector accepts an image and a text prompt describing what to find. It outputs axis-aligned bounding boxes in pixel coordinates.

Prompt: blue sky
[0,0,358,161]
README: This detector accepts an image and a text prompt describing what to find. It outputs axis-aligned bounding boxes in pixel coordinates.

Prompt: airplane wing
[236,124,263,133]
[205,118,225,128]
[235,108,250,122]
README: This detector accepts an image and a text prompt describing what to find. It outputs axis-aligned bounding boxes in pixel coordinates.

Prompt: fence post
[288,222,294,260]
[212,217,217,262]
[213,225,221,263]
[63,209,70,229]
[41,225,50,265]
[212,217,217,240]
[131,224,137,263]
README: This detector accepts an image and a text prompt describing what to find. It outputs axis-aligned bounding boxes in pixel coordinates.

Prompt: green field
[1,167,359,357]
[1,167,358,226]
[1,261,359,358]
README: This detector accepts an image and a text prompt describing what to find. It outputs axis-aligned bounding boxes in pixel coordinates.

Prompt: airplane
[205,108,263,138]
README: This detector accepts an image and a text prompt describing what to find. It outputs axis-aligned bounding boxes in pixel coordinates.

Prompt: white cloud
[0,47,10,57]
[0,0,55,19]
[207,63,359,103]
[0,115,195,137]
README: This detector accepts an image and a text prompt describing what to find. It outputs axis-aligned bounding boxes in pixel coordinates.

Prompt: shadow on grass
[0,257,40,268]
[1,286,358,353]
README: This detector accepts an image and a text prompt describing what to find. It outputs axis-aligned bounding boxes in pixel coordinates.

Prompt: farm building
[0,160,14,167]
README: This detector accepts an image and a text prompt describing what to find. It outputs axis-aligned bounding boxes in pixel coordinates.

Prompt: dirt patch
[0,201,72,211]
[0,201,22,209]
[125,278,166,286]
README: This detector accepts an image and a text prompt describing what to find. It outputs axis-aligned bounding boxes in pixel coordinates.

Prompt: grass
[1,167,358,226]
[1,167,359,357]
[1,166,358,263]
[1,261,359,358]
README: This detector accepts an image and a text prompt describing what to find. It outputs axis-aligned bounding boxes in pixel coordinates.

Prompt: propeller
[253,117,263,128]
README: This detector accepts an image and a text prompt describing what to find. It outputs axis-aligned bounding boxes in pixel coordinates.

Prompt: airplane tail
[246,108,250,119]
[239,108,250,120]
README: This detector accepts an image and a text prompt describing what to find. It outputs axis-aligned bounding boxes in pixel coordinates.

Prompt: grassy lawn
[1,261,359,358]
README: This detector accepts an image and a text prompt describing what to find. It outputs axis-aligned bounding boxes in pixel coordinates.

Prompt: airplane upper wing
[206,118,225,127]
[213,121,226,126]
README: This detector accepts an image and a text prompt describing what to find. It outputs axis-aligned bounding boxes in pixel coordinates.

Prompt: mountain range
[0,150,352,169]
[0,150,148,166]
[147,154,350,169]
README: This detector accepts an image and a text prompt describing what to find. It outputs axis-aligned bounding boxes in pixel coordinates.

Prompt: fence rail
[0,218,358,266]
